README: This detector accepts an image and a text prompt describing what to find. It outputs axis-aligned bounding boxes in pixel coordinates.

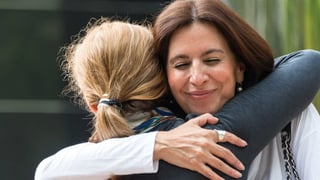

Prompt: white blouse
[248,104,320,180]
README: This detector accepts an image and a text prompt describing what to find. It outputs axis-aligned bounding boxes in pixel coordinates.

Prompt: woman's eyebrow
[168,54,189,64]
[201,48,224,57]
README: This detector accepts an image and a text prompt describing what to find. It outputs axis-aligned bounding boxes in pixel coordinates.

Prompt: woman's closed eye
[204,58,220,65]
[174,61,190,69]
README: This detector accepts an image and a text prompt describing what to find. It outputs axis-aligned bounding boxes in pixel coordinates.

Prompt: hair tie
[98,98,122,109]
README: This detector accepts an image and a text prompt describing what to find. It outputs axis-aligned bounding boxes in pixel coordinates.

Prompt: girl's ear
[89,104,98,114]
[85,96,98,113]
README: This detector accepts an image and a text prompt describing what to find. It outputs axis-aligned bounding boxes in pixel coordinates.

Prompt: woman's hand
[153,113,247,180]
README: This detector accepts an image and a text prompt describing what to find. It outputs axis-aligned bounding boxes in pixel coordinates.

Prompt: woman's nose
[189,65,209,86]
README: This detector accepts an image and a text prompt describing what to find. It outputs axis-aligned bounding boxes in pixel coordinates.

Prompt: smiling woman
[148,0,320,179]
[167,22,245,114]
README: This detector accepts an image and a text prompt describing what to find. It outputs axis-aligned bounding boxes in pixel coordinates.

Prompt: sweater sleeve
[209,49,320,165]
[34,132,159,180]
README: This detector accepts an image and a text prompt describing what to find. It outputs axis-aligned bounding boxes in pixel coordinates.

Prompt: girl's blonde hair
[60,17,167,142]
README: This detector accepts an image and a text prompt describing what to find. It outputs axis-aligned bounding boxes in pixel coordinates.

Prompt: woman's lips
[187,89,215,98]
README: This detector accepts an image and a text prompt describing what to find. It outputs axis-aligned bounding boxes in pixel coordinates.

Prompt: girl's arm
[35,132,159,180]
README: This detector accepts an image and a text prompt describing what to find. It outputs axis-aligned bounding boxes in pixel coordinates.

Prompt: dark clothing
[128,50,320,180]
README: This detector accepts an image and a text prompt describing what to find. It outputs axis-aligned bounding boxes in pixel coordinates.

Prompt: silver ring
[216,130,226,141]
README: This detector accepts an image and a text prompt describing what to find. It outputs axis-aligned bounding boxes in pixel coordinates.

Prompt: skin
[167,22,245,114]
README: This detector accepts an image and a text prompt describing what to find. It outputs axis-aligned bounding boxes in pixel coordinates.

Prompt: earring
[237,83,243,92]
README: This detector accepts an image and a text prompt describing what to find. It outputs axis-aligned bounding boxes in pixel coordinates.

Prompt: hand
[153,113,247,180]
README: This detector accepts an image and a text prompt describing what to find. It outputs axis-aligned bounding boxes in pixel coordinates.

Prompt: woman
[135,0,320,179]
[35,2,320,180]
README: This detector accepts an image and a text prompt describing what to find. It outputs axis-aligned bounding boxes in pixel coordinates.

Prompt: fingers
[214,130,248,147]
[205,153,243,179]
[164,150,226,180]
[188,113,219,126]
[210,130,247,172]
[207,143,245,174]
[194,162,225,180]
[187,144,243,179]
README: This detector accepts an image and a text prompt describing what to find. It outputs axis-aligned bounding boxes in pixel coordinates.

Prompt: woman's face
[167,22,245,114]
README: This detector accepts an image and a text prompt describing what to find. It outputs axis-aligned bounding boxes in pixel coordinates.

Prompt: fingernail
[234,170,242,178]
[242,140,248,146]
[238,162,245,171]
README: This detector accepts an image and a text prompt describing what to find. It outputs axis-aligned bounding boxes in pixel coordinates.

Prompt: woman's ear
[236,62,246,83]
